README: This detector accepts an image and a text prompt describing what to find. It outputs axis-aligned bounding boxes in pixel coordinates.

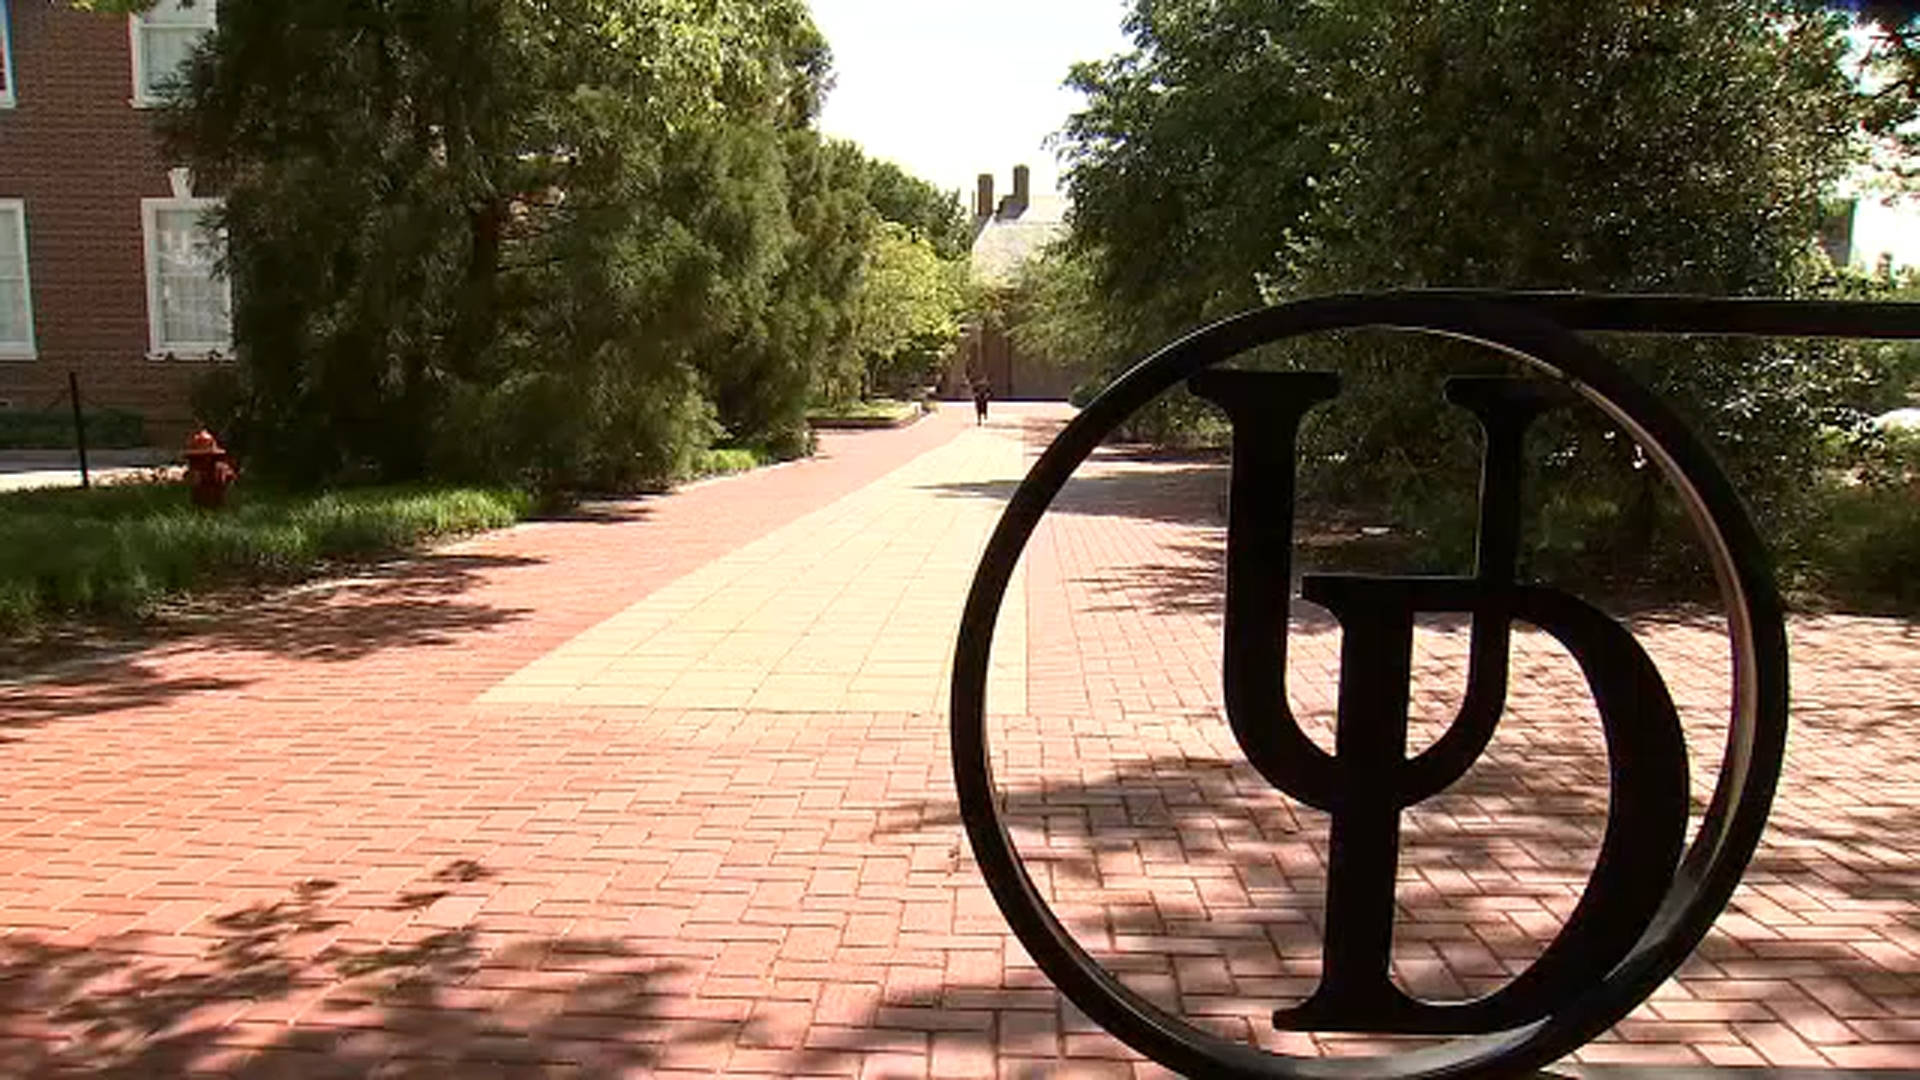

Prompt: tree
[858,159,972,261]
[843,223,968,400]
[1051,0,1876,579]
[708,133,876,457]
[1066,2,1860,308]
[1853,3,1920,175]
[150,0,845,489]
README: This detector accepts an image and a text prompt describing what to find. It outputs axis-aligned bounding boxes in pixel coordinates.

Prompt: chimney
[1011,165,1030,216]
[976,174,995,221]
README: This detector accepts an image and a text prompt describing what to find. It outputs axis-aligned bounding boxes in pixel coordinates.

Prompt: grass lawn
[806,398,924,426]
[0,481,531,633]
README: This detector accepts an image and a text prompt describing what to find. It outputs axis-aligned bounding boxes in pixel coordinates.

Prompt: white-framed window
[142,197,231,358]
[0,200,33,359]
[1,0,18,109]
[130,0,215,108]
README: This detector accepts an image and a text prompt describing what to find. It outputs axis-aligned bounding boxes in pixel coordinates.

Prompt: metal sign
[1190,367,1688,1041]
[944,291,1910,1078]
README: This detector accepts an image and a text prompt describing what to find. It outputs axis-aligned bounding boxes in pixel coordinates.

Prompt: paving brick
[0,405,1914,1076]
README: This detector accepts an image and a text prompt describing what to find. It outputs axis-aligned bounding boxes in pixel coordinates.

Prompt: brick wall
[945,326,1079,402]
[0,0,204,443]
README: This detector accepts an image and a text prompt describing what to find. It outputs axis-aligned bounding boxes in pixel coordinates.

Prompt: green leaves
[859,160,972,261]
[149,0,932,490]
[849,223,968,399]
[1044,0,1895,587]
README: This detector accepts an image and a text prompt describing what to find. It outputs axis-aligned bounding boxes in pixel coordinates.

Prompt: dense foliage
[860,159,974,262]
[1026,0,1918,597]
[125,0,965,491]
[845,224,968,399]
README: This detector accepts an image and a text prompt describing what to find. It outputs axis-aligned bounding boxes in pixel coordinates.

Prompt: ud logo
[1189,369,1688,1039]
[951,294,1796,1079]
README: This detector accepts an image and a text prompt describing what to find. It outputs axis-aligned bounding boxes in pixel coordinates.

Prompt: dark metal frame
[947,290,1918,1078]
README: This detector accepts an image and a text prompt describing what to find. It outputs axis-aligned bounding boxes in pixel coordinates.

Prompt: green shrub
[429,365,725,494]
[1795,429,1920,612]
[745,420,817,464]
[1808,485,1920,611]
[1103,386,1232,448]
[687,447,767,479]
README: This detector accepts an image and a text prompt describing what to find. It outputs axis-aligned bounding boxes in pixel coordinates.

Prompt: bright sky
[808,0,1135,202]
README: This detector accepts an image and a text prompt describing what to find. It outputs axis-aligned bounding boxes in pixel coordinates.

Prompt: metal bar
[1404,289,1920,339]
[67,370,90,491]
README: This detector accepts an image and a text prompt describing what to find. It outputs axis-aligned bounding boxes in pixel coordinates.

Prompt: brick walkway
[0,403,1915,1076]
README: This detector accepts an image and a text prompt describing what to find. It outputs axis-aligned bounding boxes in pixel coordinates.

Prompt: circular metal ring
[950,293,1789,1079]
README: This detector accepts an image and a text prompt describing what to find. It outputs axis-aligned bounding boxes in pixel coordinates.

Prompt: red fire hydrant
[183,429,237,509]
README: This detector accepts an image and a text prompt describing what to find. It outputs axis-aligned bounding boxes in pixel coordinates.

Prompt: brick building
[0,0,228,443]
[944,165,1077,402]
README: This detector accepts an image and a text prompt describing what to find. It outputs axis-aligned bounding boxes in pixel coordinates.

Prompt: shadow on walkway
[183,553,542,664]
[875,750,1919,1047]
[918,454,1226,530]
[540,499,657,526]
[0,658,252,735]
[1,554,540,729]
[0,867,733,1077]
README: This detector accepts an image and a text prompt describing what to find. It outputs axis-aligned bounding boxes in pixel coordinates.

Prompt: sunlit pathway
[483,424,1026,716]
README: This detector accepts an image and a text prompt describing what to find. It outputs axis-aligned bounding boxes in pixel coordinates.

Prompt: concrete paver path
[0,403,1916,1076]
[484,425,1025,716]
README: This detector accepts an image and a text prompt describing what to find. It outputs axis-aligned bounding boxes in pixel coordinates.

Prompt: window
[0,201,33,359]
[130,0,215,107]
[142,198,230,357]
[1,0,16,108]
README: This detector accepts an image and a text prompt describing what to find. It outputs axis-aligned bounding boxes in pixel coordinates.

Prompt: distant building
[1822,169,1920,275]
[945,165,1077,401]
[0,0,229,442]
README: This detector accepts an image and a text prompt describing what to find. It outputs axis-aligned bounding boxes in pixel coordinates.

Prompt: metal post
[67,371,90,491]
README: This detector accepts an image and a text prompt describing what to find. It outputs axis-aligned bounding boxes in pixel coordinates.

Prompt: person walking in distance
[972,378,992,425]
